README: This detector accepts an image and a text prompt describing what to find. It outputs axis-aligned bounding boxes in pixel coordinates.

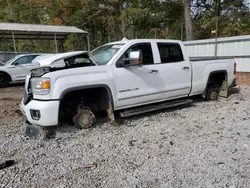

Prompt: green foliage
[192,0,250,39]
[0,0,249,52]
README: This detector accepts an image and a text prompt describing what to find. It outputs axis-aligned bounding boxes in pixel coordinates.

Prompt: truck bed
[189,58,235,96]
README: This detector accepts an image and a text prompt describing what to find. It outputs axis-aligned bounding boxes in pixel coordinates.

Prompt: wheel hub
[79,113,91,125]
[73,107,95,129]
[211,91,217,100]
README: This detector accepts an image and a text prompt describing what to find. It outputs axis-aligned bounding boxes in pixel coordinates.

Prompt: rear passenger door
[155,42,192,100]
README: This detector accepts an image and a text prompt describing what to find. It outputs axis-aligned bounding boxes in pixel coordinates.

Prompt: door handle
[182,66,190,70]
[149,69,158,73]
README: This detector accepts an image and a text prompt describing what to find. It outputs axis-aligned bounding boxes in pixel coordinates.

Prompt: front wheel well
[59,87,114,124]
[0,71,12,82]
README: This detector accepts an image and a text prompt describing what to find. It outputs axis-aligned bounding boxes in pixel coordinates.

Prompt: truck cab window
[157,43,184,63]
[121,43,154,65]
[91,44,124,65]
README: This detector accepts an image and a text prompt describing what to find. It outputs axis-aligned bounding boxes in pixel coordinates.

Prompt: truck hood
[31,64,99,78]
[30,51,99,78]
[35,51,91,67]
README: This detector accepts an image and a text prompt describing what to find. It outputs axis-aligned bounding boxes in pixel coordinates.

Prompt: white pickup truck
[20,39,236,135]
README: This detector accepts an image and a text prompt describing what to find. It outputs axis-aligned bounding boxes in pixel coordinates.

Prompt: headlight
[31,77,51,95]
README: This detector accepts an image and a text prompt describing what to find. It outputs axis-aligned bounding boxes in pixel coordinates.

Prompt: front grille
[23,89,29,105]
[23,76,32,105]
[23,89,32,105]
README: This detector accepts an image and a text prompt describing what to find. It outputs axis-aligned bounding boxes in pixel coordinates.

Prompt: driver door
[113,42,165,109]
[7,55,39,81]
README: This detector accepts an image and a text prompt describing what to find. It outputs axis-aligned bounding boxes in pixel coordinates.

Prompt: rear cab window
[157,43,184,63]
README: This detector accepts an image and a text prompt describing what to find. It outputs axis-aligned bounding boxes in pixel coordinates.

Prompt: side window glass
[119,43,154,66]
[157,43,184,63]
[14,56,33,65]
[31,55,39,61]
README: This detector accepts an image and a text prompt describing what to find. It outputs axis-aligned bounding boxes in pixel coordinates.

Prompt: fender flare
[202,70,228,96]
[59,84,114,110]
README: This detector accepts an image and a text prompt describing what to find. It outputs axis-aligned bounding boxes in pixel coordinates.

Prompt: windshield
[91,44,124,65]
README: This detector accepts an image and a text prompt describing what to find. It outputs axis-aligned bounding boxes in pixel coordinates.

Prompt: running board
[119,99,193,118]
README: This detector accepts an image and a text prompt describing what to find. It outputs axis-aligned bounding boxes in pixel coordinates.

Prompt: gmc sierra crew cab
[20,39,236,135]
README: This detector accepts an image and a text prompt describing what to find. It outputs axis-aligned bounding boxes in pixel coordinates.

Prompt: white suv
[0,54,43,87]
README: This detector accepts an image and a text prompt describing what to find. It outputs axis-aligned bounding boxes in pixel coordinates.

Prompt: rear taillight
[234,62,237,75]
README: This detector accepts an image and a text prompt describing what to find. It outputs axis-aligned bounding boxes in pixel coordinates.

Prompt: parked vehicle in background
[0,54,47,87]
[20,38,237,136]
[0,60,4,66]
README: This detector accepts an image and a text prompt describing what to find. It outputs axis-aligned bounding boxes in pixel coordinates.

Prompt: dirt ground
[0,84,24,120]
[236,72,250,87]
[0,84,250,187]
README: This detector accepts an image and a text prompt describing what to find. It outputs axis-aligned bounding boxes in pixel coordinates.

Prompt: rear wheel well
[59,87,113,124]
[207,71,227,89]
[203,71,228,100]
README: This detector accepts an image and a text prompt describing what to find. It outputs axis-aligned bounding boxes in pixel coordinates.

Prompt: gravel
[1,86,250,187]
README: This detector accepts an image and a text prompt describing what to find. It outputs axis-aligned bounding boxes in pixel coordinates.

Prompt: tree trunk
[182,0,193,40]
[119,1,126,38]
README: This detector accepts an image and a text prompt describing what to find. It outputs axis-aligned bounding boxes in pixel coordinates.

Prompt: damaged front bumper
[20,98,60,137]
[20,103,40,137]
[20,98,60,126]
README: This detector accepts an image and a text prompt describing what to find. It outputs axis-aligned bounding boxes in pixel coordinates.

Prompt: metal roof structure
[0,23,87,40]
[0,23,89,54]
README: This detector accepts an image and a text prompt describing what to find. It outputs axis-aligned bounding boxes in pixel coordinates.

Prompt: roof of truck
[106,38,182,45]
[35,39,183,66]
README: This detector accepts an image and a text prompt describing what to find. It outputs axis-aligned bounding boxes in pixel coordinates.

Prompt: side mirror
[118,50,143,67]
[13,62,19,66]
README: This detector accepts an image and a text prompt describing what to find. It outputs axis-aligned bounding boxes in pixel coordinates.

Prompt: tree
[192,0,250,39]
[182,0,193,40]
[0,0,250,52]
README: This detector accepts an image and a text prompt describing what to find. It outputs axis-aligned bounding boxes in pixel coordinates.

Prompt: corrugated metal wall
[184,35,250,72]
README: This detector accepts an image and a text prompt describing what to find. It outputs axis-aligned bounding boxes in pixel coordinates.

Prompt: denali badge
[119,88,139,93]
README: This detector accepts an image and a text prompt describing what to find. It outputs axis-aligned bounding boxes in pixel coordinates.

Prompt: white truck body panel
[20,39,236,127]
[190,59,234,96]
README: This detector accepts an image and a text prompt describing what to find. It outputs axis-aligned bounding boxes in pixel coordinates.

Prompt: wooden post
[87,33,90,52]
[54,33,58,53]
[11,31,17,56]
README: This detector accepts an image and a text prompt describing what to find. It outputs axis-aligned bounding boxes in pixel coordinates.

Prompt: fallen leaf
[84,163,98,170]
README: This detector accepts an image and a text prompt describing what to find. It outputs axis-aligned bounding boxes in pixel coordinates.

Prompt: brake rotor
[73,107,96,129]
